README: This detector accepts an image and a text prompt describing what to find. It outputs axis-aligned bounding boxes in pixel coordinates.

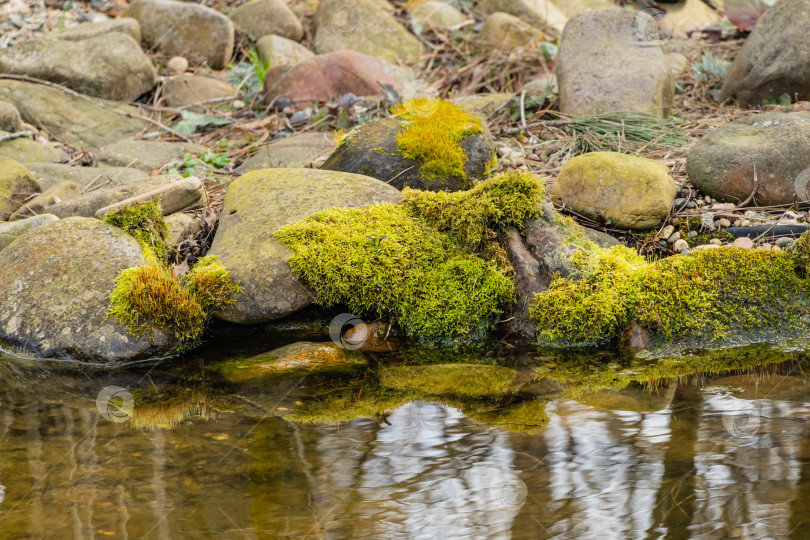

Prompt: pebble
[709,238,722,246]
[497,147,512,158]
[527,153,539,161]
[166,56,189,75]
[711,202,736,211]
[667,231,681,244]
[776,237,795,248]
[688,231,698,238]
[718,218,731,228]
[733,237,754,249]
[734,219,742,227]
[741,219,751,227]
[659,225,674,240]
[673,197,686,207]
[693,244,719,250]
[757,243,772,250]
[773,245,782,252]
[673,239,689,252]
[704,195,712,203]
[686,202,696,209]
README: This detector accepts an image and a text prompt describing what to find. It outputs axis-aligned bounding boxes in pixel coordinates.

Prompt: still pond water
[2,326,810,539]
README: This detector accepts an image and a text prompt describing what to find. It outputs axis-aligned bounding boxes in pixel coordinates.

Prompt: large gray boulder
[125,0,234,69]
[723,0,810,107]
[0,81,148,148]
[208,168,402,324]
[686,112,810,206]
[0,217,178,362]
[557,8,674,117]
[0,214,59,253]
[0,33,156,102]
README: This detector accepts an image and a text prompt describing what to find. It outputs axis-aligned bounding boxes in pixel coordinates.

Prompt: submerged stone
[380,364,518,398]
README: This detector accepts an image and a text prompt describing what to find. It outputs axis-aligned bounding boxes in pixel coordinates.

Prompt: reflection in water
[2,354,810,538]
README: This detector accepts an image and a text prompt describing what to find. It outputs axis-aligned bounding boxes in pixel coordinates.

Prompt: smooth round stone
[733,237,754,249]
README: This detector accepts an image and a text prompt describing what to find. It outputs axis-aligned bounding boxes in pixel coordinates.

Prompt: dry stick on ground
[0,74,192,142]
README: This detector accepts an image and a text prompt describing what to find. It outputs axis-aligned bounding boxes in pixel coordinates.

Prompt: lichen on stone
[274,202,515,342]
[390,98,484,182]
[530,241,810,348]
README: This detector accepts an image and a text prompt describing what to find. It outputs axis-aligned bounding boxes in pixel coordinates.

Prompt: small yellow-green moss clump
[107,254,241,342]
[103,199,170,259]
[274,203,514,342]
[530,243,810,347]
[391,98,484,182]
[792,231,810,277]
[403,170,546,250]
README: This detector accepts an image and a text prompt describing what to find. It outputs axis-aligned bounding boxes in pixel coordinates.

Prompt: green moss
[129,379,237,429]
[285,377,413,424]
[102,199,170,260]
[107,254,241,343]
[463,398,549,434]
[380,364,517,398]
[391,98,483,182]
[792,231,810,277]
[402,170,545,251]
[529,243,810,347]
[274,203,515,342]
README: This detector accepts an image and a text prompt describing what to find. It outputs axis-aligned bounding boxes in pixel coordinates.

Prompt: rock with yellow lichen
[550,151,676,231]
[321,98,496,192]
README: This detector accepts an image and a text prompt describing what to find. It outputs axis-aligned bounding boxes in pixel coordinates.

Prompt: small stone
[688,231,698,238]
[744,210,760,218]
[733,236,754,249]
[773,245,782,252]
[734,219,742,227]
[0,102,22,132]
[686,202,696,209]
[709,238,722,246]
[711,202,736,211]
[667,231,681,244]
[757,243,772,250]
[776,237,795,248]
[718,218,731,228]
[695,199,704,206]
[704,195,712,203]
[166,56,188,75]
[742,219,751,226]
[673,197,686,207]
[673,239,689,252]
[659,224,674,240]
[498,146,512,158]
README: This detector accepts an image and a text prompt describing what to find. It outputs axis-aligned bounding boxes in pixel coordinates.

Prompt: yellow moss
[274,203,515,342]
[332,129,346,145]
[530,243,810,347]
[107,254,241,343]
[102,199,170,260]
[391,98,484,182]
[402,170,545,251]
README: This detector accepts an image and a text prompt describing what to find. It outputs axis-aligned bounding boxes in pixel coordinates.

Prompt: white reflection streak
[543,400,672,539]
[693,395,810,538]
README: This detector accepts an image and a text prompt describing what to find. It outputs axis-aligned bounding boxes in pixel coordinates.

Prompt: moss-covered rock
[550,151,676,230]
[0,217,178,362]
[686,112,810,206]
[314,0,424,64]
[478,0,567,39]
[275,203,515,341]
[0,33,156,102]
[0,157,40,221]
[321,99,495,191]
[529,242,810,350]
[0,81,148,148]
[208,168,402,324]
